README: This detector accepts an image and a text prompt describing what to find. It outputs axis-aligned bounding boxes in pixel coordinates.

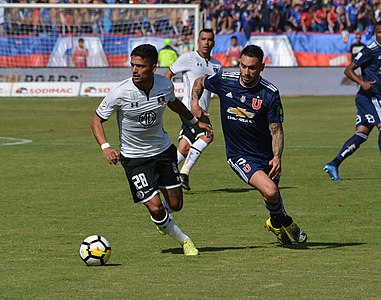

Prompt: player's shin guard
[263,195,293,228]
[335,131,368,164]
[180,139,208,175]
[151,212,188,244]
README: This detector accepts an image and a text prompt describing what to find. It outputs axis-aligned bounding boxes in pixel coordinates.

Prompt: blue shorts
[227,155,275,184]
[355,91,381,127]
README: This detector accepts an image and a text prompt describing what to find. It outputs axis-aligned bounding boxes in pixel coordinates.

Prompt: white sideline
[0,137,33,146]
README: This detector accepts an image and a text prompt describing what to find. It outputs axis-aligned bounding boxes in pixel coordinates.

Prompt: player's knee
[262,187,278,203]
[166,189,183,211]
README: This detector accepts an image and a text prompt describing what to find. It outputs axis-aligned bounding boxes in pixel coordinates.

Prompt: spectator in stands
[345,0,359,32]
[311,4,327,32]
[174,34,194,55]
[229,3,241,32]
[260,1,271,32]
[241,3,256,39]
[301,6,312,32]
[226,35,241,66]
[72,37,88,67]
[289,4,303,31]
[327,4,339,33]
[6,7,23,35]
[337,5,347,33]
[0,0,5,35]
[158,38,178,67]
[349,32,365,60]
[269,4,286,33]
[357,0,370,32]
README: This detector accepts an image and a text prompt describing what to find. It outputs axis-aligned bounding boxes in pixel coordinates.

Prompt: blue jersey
[354,41,381,95]
[204,71,284,161]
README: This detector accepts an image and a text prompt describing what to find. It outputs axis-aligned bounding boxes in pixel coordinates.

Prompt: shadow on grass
[279,241,366,250]
[186,186,296,194]
[162,242,366,254]
[88,263,123,267]
[162,245,265,255]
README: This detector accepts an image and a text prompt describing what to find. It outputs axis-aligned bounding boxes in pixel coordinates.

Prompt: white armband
[101,143,110,150]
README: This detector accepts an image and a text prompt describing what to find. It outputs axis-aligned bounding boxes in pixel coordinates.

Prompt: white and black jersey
[169,51,222,111]
[96,74,175,158]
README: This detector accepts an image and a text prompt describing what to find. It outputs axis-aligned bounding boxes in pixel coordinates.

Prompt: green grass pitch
[0,96,380,299]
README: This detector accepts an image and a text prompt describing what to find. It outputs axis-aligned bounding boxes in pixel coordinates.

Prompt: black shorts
[120,144,181,204]
[178,115,211,144]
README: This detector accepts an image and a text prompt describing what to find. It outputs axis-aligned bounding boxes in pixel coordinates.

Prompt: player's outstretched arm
[191,76,208,118]
[91,114,120,165]
[268,122,284,180]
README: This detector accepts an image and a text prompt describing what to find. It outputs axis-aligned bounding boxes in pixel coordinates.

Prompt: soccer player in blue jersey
[323,21,381,181]
[190,45,307,245]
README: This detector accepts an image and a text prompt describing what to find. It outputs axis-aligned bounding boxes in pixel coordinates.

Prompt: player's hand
[102,147,120,165]
[196,121,213,134]
[191,102,209,118]
[361,80,376,92]
[268,156,281,180]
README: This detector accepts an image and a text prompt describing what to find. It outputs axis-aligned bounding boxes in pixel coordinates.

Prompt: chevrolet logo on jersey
[227,107,255,118]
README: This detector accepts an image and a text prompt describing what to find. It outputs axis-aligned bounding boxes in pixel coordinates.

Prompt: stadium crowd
[0,0,379,36]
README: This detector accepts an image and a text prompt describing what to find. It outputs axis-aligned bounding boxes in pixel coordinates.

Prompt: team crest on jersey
[157,95,166,106]
[252,98,263,110]
[130,91,138,100]
[99,100,108,111]
[213,66,219,73]
[240,95,246,103]
[139,111,156,126]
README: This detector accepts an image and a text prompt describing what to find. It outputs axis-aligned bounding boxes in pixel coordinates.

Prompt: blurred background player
[324,22,381,181]
[91,44,211,255]
[165,29,222,191]
[350,32,365,60]
[226,35,241,67]
[191,45,307,245]
[72,37,88,67]
[158,38,178,68]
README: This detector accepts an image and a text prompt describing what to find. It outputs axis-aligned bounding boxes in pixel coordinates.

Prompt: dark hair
[231,35,238,40]
[199,28,215,38]
[240,45,264,63]
[131,44,158,65]
[78,38,84,43]
[376,20,381,27]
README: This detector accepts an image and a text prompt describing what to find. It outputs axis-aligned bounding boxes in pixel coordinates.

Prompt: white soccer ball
[79,235,112,266]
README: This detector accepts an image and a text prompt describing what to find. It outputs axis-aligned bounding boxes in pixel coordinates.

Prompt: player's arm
[164,68,174,80]
[168,98,212,133]
[268,122,284,180]
[190,76,208,118]
[344,61,375,92]
[91,114,119,165]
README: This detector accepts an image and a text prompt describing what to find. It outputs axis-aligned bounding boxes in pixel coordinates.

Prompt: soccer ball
[79,235,112,266]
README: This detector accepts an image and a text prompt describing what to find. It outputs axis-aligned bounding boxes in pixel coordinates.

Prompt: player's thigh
[120,155,159,204]
[156,144,182,190]
[355,93,381,127]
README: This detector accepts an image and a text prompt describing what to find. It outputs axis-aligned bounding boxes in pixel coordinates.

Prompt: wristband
[101,143,110,150]
[189,117,198,125]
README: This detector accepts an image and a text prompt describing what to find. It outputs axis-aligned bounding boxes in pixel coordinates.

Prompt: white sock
[177,150,185,164]
[151,212,189,244]
[181,139,208,175]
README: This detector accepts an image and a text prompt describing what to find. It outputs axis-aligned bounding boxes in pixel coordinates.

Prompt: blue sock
[335,131,368,164]
[263,194,293,227]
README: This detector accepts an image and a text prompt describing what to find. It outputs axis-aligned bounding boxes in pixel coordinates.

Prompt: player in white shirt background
[91,44,211,256]
[165,28,222,191]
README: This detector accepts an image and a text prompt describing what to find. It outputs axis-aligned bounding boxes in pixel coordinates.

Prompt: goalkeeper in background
[165,29,222,191]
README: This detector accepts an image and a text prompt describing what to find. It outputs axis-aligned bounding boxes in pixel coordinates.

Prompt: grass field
[0,96,380,299]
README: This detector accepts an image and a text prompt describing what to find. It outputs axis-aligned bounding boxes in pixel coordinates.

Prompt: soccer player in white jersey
[91,44,211,256]
[165,28,222,191]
